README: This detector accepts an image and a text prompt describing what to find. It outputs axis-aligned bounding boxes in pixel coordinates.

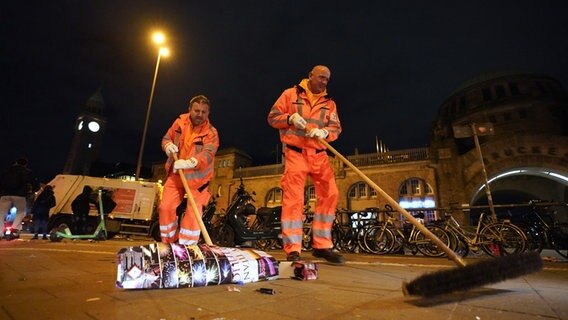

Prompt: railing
[233,148,430,178]
[346,147,430,167]
[234,164,283,178]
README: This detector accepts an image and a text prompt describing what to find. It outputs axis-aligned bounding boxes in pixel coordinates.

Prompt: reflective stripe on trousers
[158,174,211,244]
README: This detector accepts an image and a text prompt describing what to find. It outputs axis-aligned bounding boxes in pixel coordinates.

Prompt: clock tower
[63,89,107,175]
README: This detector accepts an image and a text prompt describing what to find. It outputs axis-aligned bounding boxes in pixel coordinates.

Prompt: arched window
[347,181,378,211]
[398,178,436,221]
[348,182,377,199]
[265,187,283,207]
[304,185,316,211]
[305,185,316,202]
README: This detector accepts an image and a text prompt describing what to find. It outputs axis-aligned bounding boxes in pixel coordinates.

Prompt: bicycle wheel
[363,225,395,255]
[357,224,376,253]
[480,222,526,257]
[414,225,451,257]
[338,228,358,253]
[453,234,470,257]
[549,223,568,259]
[443,227,469,257]
[390,229,406,255]
[302,225,313,251]
[524,225,546,253]
[331,223,343,250]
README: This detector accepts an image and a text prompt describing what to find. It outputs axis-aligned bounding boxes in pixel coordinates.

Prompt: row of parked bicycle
[317,200,568,259]
[200,180,567,260]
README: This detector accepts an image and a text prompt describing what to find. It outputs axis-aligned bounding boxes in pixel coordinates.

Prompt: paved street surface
[1,234,567,320]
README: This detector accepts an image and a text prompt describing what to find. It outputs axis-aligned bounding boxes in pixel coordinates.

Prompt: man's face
[189,102,210,126]
[308,67,331,94]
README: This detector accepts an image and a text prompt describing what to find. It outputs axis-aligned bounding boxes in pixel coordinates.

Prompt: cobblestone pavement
[1,235,567,320]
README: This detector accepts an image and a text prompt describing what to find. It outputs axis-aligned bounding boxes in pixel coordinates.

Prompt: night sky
[2,1,568,183]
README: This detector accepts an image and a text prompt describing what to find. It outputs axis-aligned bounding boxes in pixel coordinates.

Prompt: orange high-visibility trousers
[281,148,338,254]
[158,174,210,244]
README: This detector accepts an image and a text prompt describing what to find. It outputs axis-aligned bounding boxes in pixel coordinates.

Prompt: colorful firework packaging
[116,243,279,289]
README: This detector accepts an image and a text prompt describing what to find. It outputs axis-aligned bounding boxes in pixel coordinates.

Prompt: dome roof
[451,69,530,95]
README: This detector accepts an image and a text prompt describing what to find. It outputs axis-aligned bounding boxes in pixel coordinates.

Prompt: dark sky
[2,1,568,182]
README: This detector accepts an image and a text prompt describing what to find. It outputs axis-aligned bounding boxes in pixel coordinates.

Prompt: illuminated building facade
[153,71,568,224]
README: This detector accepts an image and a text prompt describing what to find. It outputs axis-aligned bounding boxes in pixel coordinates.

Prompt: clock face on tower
[88,121,100,132]
[64,90,107,175]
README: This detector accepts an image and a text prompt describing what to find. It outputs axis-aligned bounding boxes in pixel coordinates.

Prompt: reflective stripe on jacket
[161,113,219,189]
[267,85,341,149]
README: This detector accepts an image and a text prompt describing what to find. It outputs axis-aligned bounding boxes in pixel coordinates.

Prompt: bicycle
[521,200,568,259]
[363,206,451,257]
[331,208,378,253]
[302,207,314,251]
[433,210,527,257]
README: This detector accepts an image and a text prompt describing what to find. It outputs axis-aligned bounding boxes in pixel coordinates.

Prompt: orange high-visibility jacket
[161,113,219,189]
[267,85,341,148]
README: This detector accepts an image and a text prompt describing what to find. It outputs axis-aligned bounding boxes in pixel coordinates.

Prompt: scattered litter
[293,262,318,280]
[86,297,101,302]
[18,277,26,281]
[256,288,275,295]
[227,286,241,292]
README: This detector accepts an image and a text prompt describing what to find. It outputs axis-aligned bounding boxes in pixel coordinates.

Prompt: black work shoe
[286,251,301,262]
[312,249,345,265]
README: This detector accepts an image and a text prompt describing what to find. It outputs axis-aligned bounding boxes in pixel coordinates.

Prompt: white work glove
[289,112,307,129]
[173,157,198,172]
[164,142,179,157]
[307,128,329,139]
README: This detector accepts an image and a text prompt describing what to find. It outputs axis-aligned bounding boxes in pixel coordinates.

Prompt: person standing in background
[71,185,96,235]
[0,158,40,238]
[31,184,56,239]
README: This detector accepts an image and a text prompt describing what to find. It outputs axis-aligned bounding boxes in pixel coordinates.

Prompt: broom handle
[319,138,466,267]
[173,154,213,246]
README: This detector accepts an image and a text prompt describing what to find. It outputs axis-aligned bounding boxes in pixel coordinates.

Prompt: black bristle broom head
[402,251,543,297]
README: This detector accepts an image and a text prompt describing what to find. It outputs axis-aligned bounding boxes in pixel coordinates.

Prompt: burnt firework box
[292,261,318,280]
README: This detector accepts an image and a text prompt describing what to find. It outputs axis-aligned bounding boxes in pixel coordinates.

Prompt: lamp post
[453,122,497,218]
[135,32,169,180]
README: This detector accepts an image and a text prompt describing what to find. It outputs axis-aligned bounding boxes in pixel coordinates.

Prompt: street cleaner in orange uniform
[267,65,344,264]
[159,95,219,245]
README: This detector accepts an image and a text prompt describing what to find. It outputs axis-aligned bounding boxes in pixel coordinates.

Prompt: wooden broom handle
[173,154,213,246]
[318,138,466,267]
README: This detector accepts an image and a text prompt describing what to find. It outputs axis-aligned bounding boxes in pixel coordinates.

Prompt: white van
[47,174,162,241]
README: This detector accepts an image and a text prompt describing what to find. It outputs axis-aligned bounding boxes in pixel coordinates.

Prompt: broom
[317,139,543,297]
[173,154,213,246]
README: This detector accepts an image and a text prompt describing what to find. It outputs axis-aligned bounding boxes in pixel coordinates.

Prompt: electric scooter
[50,189,108,242]
[2,224,20,241]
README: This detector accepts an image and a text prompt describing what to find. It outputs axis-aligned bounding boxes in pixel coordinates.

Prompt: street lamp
[135,32,169,180]
[453,122,497,218]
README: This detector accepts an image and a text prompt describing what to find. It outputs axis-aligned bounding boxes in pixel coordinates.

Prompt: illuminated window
[348,182,377,199]
[398,178,436,221]
[410,179,420,195]
[305,185,316,201]
[265,188,283,206]
[358,183,367,198]
[400,178,433,207]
